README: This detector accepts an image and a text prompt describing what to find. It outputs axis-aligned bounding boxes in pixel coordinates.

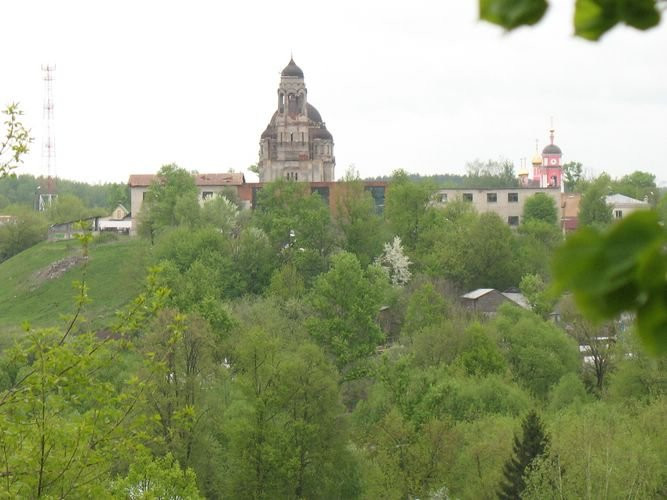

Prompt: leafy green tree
[138,164,200,238]
[254,178,333,253]
[523,401,667,498]
[479,0,664,41]
[498,410,549,500]
[516,219,562,279]
[308,252,388,377]
[223,328,356,498]
[0,247,164,498]
[385,170,434,251]
[522,192,558,225]
[140,311,224,470]
[612,170,657,203]
[111,450,203,499]
[464,212,520,290]
[335,169,386,267]
[45,193,96,223]
[0,103,32,178]
[494,305,580,398]
[519,273,556,319]
[562,161,584,192]
[200,194,239,234]
[464,158,518,188]
[401,281,448,342]
[0,206,47,262]
[360,409,454,499]
[105,182,130,210]
[578,174,613,228]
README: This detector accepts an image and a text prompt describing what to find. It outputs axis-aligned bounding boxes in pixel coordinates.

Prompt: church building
[258,58,335,182]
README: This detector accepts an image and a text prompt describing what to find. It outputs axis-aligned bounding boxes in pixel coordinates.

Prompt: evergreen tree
[498,410,549,499]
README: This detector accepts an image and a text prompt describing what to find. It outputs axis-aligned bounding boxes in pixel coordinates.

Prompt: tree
[498,410,549,500]
[479,0,664,41]
[560,296,617,394]
[519,273,556,319]
[612,170,657,203]
[578,174,612,228]
[335,169,386,267]
[464,158,518,188]
[0,103,32,178]
[401,281,448,341]
[111,450,203,499]
[308,252,388,377]
[562,161,583,192]
[0,206,47,262]
[522,192,558,225]
[495,304,580,399]
[375,236,412,287]
[463,212,520,290]
[385,170,434,251]
[138,164,200,238]
[254,178,335,256]
[45,193,95,223]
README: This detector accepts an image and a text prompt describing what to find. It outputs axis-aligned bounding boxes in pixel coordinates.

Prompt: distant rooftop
[129,172,245,187]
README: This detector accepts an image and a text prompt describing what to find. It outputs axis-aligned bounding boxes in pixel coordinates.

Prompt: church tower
[258,58,335,182]
[532,127,563,189]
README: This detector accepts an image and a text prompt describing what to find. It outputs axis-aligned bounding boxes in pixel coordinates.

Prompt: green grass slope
[0,236,151,335]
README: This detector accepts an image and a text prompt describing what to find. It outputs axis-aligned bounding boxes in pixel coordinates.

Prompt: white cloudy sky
[2,1,666,185]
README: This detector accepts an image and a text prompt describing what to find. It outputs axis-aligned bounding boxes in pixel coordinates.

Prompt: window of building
[290,132,294,143]
[508,192,519,203]
[202,191,213,200]
[142,191,148,200]
[508,216,519,226]
[439,193,448,203]
[301,132,305,142]
[463,193,473,202]
[487,193,497,203]
[615,210,623,219]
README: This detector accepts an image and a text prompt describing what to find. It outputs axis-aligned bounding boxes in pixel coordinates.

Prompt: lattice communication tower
[38,64,57,211]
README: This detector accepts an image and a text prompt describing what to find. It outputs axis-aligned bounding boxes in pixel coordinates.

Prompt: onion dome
[281,58,304,78]
[542,144,562,155]
[531,153,543,165]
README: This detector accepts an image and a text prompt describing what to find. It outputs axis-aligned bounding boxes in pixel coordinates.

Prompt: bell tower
[258,58,335,182]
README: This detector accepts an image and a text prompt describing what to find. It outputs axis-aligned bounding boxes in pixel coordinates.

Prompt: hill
[0,236,150,337]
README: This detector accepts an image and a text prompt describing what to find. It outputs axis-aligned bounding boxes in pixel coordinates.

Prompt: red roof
[129,172,245,187]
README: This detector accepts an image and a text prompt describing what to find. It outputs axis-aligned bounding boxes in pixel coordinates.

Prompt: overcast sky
[3,1,666,185]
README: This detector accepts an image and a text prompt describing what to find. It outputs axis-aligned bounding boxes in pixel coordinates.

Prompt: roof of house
[129,172,245,187]
[461,288,530,309]
[605,193,648,205]
[501,292,530,309]
[461,288,496,300]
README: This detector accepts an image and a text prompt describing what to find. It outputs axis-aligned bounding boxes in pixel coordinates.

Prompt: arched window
[301,132,305,142]
[290,132,294,143]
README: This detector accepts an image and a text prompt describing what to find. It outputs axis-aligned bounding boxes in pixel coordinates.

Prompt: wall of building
[435,188,562,227]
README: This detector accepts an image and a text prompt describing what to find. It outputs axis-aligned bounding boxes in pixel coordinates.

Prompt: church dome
[310,126,332,140]
[281,58,304,78]
[531,153,543,165]
[542,144,562,155]
[306,103,322,123]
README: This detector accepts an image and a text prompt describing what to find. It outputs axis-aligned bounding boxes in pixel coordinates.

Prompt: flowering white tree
[375,235,412,286]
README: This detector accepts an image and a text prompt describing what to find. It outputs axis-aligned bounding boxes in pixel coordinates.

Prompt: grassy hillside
[0,236,151,335]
